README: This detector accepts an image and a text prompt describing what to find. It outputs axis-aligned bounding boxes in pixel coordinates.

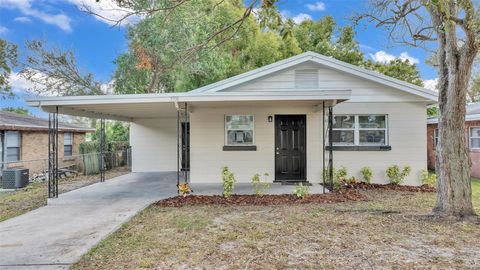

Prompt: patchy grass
[472,178,480,210]
[0,167,129,222]
[73,189,480,270]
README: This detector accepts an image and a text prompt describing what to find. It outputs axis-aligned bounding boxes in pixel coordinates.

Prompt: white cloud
[68,0,140,26]
[100,80,115,94]
[0,0,72,32]
[281,10,312,24]
[306,2,326,11]
[0,25,7,34]
[9,72,38,94]
[292,13,312,24]
[369,50,420,64]
[14,16,32,23]
[423,78,438,91]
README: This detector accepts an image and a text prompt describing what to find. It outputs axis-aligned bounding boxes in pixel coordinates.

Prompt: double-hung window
[470,127,480,149]
[64,132,73,156]
[6,131,21,162]
[332,115,388,146]
[225,115,254,146]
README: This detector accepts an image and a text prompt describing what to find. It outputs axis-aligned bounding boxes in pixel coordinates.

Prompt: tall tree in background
[20,40,104,96]
[113,0,422,94]
[1,107,30,115]
[0,39,17,98]
[357,0,479,217]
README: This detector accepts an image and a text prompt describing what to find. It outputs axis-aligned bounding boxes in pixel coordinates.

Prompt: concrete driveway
[0,172,177,270]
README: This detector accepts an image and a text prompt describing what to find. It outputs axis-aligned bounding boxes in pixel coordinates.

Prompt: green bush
[293,183,310,199]
[323,167,344,190]
[360,166,373,184]
[337,166,348,181]
[252,173,270,196]
[420,170,437,187]
[386,165,411,185]
[221,166,236,197]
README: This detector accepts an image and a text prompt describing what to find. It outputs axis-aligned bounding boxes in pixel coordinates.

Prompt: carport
[27,90,350,198]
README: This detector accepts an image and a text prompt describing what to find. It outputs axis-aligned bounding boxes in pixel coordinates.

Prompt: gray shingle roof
[0,111,95,132]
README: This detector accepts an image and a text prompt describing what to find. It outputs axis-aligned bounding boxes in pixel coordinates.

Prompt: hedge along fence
[79,141,130,175]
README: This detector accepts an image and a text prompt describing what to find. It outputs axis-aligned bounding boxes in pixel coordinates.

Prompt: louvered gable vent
[295,69,318,89]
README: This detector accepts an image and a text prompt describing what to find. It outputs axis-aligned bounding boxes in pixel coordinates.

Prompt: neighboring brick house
[0,111,94,175]
[427,103,480,178]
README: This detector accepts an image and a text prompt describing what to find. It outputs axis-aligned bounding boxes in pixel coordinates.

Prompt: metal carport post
[48,106,59,198]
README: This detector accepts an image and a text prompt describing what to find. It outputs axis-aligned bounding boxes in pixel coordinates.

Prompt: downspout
[322,102,325,193]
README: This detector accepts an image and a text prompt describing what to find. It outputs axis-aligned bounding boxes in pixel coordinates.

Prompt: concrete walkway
[0,172,177,270]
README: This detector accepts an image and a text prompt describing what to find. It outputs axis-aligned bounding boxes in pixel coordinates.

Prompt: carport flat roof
[26,90,351,121]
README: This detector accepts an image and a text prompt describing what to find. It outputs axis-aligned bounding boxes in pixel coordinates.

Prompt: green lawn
[0,167,129,222]
[72,185,480,270]
[472,178,480,210]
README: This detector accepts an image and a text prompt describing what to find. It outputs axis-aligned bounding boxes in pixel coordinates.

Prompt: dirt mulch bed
[343,182,436,192]
[156,189,366,207]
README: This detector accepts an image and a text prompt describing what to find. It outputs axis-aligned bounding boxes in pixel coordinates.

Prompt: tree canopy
[0,39,17,99]
[113,0,424,94]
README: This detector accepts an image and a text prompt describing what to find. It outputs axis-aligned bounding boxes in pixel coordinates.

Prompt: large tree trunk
[432,3,476,217]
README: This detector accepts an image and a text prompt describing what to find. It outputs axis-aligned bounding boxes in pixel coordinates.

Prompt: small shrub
[336,166,348,181]
[221,166,236,197]
[293,183,310,199]
[323,167,343,190]
[420,170,437,188]
[360,166,373,184]
[252,173,270,196]
[346,176,357,185]
[386,165,411,185]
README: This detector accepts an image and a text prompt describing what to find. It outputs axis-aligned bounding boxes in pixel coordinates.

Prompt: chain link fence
[0,148,131,186]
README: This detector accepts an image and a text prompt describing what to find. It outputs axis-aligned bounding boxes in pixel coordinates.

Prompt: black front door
[275,115,306,181]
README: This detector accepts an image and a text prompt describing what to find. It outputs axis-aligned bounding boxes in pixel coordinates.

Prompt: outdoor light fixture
[268,115,273,122]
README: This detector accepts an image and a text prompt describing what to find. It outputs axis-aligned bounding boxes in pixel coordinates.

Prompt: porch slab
[190,182,328,196]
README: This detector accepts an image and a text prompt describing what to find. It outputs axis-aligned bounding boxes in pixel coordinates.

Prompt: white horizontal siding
[130,118,177,172]
[190,105,322,184]
[224,62,425,103]
[190,102,427,185]
[332,102,427,185]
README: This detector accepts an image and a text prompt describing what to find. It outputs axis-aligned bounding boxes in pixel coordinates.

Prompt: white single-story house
[27,52,437,186]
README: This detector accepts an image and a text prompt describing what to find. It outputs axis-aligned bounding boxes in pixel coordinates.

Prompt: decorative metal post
[176,109,180,194]
[184,102,188,183]
[48,106,59,198]
[328,106,334,189]
[100,118,106,182]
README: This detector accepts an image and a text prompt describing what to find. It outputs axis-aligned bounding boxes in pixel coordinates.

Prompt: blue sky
[0,0,438,117]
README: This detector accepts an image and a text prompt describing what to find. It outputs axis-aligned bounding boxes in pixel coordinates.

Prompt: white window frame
[224,115,255,146]
[469,126,480,149]
[434,128,439,146]
[331,115,356,146]
[6,131,21,162]
[333,114,388,146]
[64,132,73,156]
